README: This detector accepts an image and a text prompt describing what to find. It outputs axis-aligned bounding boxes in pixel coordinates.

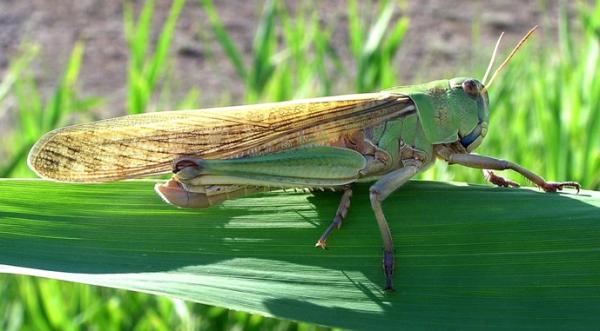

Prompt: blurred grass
[200,0,334,102]
[1,274,330,331]
[0,42,102,178]
[0,0,599,330]
[347,0,409,92]
[124,0,186,114]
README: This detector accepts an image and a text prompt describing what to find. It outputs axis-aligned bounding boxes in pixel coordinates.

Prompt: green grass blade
[384,17,409,57]
[1,179,599,330]
[199,0,247,81]
[347,0,363,59]
[0,44,38,107]
[147,0,185,88]
[14,74,42,142]
[362,0,394,59]
[124,0,154,67]
[124,0,183,114]
[44,41,85,131]
[0,145,31,178]
[312,20,334,96]
[3,42,94,179]
[247,0,277,101]
[348,0,407,92]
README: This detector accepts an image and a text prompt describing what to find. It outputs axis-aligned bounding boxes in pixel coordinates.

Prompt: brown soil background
[0,0,565,118]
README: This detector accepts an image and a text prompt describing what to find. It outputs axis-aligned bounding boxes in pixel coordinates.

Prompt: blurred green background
[1,0,599,329]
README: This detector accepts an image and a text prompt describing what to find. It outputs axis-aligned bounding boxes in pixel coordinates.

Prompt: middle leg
[315,186,353,249]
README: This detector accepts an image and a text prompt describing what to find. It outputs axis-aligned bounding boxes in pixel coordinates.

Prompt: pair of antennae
[481,25,539,91]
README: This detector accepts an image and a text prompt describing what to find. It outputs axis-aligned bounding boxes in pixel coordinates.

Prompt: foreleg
[448,154,579,192]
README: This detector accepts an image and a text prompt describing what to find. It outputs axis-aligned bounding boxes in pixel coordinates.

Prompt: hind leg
[370,165,421,291]
[155,178,268,208]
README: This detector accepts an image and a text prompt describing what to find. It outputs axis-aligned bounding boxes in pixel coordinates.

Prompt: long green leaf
[1,179,599,329]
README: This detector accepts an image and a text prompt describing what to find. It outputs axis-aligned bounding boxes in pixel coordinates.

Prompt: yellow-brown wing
[28,93,413,182]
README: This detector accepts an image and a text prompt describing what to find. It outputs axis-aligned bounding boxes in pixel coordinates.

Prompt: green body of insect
[28,75,580,290]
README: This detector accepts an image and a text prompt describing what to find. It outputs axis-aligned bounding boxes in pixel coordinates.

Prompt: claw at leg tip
[315,240,327,249]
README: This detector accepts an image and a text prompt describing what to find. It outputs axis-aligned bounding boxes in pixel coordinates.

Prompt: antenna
[482,32,504,85]
[483,25,539,92]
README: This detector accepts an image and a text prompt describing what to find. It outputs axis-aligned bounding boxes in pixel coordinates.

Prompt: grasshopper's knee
[155,179,211,208]
[369,187,378,201]
[369,187,383,205]
[173,157,204,180]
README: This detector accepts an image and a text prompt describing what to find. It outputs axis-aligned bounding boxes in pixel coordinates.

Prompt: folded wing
[28,93,413,182]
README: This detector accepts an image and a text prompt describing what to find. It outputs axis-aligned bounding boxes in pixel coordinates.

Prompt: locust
[27,27,579,291]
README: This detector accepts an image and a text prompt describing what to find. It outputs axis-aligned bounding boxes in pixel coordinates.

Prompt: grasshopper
[27,27,579,290]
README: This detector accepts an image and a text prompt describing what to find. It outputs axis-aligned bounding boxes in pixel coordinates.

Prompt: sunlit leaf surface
[1,179,599,329]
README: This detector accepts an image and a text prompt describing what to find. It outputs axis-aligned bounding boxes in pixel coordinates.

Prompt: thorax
[333,112,435,181]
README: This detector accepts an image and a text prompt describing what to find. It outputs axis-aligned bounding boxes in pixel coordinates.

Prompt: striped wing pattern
[28,93,413,182]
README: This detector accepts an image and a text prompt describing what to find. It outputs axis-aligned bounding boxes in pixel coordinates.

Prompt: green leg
[174,146,367,188]
[369,165,420,291]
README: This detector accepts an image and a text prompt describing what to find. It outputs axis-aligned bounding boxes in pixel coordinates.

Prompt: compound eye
[462,79,479,97]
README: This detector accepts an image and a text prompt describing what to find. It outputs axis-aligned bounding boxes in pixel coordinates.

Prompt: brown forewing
[28,93,414,182]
